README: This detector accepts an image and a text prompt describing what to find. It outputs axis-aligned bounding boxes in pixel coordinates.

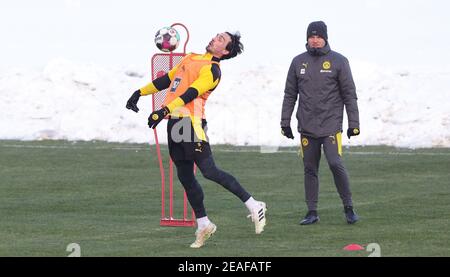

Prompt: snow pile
[0,59,448,148]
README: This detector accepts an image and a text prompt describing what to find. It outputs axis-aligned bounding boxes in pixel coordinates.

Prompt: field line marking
[1,143,450,156]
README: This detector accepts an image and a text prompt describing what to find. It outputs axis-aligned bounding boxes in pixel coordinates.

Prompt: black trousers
[167,117,251,218]
[300,133,353,211]
[174,155,251,218]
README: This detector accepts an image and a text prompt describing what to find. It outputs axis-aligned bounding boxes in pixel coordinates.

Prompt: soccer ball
[154,27,180,52]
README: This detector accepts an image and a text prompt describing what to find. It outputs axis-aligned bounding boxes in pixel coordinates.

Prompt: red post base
[160,218,196,227]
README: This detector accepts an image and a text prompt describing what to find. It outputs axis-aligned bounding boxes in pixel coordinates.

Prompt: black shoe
[300,210,320,225]
[344,206,359,224]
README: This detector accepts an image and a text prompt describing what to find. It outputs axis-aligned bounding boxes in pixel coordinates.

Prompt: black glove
[148,107,170,129]
[126,90,141,113]
[347,127,360,139]
[281,126,294,139]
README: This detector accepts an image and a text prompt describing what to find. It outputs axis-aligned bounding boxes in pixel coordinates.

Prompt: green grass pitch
[1,140,449,256]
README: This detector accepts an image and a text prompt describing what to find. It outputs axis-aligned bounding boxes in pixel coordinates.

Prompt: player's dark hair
[221,31,244,60]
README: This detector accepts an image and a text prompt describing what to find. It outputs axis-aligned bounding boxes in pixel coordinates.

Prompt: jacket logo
[170,77,181,92]
[300,62,308,75]
[320,61,332,73]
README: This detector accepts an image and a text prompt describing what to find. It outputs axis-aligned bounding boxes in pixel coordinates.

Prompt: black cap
[307,21,328,41]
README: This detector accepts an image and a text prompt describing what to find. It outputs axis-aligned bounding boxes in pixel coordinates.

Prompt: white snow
[1,0,449,149]
[1,59,449,148]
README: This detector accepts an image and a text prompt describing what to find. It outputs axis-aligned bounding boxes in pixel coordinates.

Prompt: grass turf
[1,140,449,256]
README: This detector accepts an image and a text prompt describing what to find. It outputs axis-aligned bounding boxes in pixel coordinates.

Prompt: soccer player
[281,21,360,225]
[126,31,267,248]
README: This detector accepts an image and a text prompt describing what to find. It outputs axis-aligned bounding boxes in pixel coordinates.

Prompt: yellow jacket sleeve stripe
[165,63,220,110]
[190,64,220,97]
[139,82,158,96]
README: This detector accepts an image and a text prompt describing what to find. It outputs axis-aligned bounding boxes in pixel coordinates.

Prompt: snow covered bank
[0,59,448,148]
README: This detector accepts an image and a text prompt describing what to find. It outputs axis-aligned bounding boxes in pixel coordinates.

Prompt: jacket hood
[306,42,331,56]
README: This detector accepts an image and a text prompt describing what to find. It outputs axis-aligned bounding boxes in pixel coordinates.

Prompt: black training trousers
[174,155,251,218]
[300,133,353,211]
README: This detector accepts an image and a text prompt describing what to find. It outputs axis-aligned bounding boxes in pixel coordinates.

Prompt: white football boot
[248,201,267,234]
[190,222,217,248]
